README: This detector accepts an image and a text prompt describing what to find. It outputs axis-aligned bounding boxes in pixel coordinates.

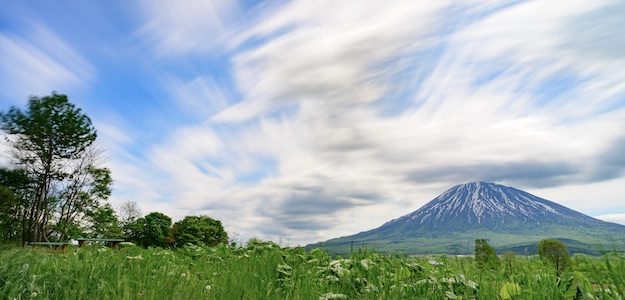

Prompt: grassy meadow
[0,242,624,299]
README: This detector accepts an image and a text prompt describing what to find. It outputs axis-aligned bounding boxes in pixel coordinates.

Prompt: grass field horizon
[1,241,624,299]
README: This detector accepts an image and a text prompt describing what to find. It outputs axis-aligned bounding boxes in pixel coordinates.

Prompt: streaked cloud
[596,213,625,226]
[0,23,94,103]
[136,0,240,55]
[2,0,625,245]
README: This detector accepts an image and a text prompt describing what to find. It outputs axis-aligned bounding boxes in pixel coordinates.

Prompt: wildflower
[319,293,348,300]
[362,283,379,293]
[205,285,212,291]
[428,260,442,266]
[329,260,350,277]
[360,259,373,270]
[126,255,143,260]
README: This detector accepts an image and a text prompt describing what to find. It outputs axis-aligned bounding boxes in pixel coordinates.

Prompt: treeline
[0,93,227,248]
[123,210,229,248]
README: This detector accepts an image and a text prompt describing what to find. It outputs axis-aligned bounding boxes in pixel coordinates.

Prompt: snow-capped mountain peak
[311,181,625,255]
[384,181,595,229]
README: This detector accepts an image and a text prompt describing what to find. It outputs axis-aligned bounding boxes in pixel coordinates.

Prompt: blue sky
[1,0,625,245]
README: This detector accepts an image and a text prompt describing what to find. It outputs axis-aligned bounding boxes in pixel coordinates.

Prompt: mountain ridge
[308,182,625,254]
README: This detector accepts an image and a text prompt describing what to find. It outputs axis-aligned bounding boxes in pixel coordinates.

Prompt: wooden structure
[76,238,125,249]
[28,242,71,251]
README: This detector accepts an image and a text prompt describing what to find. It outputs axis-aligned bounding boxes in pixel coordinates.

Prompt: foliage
[502,252,516,275]
[499,282,521,299]
[87,204,123,238]
[474,239,499,270]
[128,212,172,247]
[0,93,112,243]
[0,186,18,241]
[171,215,228,247]
[0,243,624,299]
[0,168,33,242]
[53,155,113,240]
[538,239,571,277]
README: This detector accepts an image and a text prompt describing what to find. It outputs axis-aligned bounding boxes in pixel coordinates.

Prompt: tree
[52,147,112,240]
[475,239,499,269]
[171,215,228,247]
[538,239,571,277]
[0,168,32,242]
[119,200,141,237]
[1,93,103,243]
[87,204,123,238]
[128,212,172,247]
[0,186,18,241]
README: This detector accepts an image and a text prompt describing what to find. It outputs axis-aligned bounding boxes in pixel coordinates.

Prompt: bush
[171,215,228,247]
[128,212,172,247]
[474,239,499,269]
[538,239,571,276]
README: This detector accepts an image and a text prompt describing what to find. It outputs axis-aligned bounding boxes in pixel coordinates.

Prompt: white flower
[428,260,442,266]
[319,293,348,300]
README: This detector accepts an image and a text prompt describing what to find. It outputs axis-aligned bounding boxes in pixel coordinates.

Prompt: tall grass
[0,242,623,299]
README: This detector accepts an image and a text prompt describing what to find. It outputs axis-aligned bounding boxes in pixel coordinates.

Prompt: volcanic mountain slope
[309,182,625,254]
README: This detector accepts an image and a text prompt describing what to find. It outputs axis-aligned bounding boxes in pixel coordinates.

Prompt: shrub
[128,212,172,247]
[538,239,571,276]
[171,215,228,247]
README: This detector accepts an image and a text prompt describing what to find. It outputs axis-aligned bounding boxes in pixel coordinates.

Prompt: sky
[1,0,625,245]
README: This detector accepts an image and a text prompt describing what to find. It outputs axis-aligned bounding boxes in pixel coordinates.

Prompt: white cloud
[0,24,94,103]
[136,0,239,55]
[162,75,230,117]
[115,0,625,245]
[596,214,625,226]
[215,0,449,122]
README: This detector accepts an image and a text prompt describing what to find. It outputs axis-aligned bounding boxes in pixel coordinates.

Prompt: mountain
[308,182,625,255]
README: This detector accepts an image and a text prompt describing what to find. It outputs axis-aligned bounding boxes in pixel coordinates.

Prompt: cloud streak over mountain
[1,0,625,245]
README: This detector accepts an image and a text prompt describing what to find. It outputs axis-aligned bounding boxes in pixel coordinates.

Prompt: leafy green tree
[0,93,110,241]
[474,239,499,270]
[87,204,123,238]
[0,186,19,242]
[128,212,172,247]
[538,239,571,277]
[0,168,33,242]
[171,215,228,247]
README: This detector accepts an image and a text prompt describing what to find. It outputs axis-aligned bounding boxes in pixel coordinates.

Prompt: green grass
[0,242,624,299]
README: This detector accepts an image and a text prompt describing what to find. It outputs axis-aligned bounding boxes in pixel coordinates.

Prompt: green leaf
[499,282,521,300]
